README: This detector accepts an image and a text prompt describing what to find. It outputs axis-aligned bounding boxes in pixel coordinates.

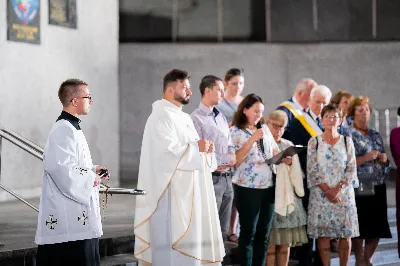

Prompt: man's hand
[96,166,110,179]
[93,175,102,187]
[198,139,211,152]
[208,141,215,153]
[216,165,229,171]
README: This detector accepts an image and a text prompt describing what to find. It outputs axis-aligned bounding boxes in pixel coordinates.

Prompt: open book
[265,145,307,165]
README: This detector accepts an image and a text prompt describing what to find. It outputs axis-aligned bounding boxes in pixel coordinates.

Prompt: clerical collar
[199,102,219,117]
[57,111,81,130]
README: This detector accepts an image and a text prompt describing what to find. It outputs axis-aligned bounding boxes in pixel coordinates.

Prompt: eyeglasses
[70,96,92,102]
[268,122,285,130]
[323,115,340,119]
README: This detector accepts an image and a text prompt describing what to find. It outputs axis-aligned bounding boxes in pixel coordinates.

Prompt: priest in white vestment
[134,69,225,266]
[35,79,110,266]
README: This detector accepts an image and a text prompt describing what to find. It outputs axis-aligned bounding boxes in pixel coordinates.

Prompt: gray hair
[265,110,288,127]
[294,78,317,95]
[310,85,332,101]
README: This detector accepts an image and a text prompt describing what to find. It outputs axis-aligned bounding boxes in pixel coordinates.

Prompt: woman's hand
[281,156,292,166]
[378,152,388,163]
[325,186,342,203]
[365,150,380,162]
[250,129,264,142]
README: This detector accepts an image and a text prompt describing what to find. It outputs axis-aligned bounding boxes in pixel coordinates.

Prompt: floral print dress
[307,135,360,238]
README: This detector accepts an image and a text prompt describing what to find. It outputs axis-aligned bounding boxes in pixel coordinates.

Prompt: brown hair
[331,90,353,105]
[224,68,244,82]
[163,69,190,93]
[232,93,264,129]
[347,96,371,119]
[58,79,88,107]
[321,104,342,119]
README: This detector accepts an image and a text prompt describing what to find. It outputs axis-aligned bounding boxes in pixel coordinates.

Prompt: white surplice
[134,99,225,266]
[35,120,102,245]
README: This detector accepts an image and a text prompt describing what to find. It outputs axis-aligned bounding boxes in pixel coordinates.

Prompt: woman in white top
[264,110,308,266]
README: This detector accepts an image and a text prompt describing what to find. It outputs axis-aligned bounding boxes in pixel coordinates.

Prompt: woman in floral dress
[307,104,359,266]
[345,96,391,266]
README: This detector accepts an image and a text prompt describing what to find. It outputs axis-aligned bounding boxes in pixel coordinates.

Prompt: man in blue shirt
[191,75,236,242]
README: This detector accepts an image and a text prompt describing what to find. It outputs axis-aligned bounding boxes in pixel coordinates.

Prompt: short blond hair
[265,110,288,127]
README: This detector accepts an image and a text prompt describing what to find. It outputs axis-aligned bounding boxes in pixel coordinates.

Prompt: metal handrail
[0,130,43,160]
[0,128,145,212]
[2,129,44,154]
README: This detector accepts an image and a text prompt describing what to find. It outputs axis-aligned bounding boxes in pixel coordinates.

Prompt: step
[0,235,135,264]
[331,249,400,266]
[100,253,137,266]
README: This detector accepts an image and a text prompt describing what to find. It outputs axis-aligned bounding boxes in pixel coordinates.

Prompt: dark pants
[235,185,275,266]
[36,238,100,266]
[212,173,234,241]
[297,182,322,266]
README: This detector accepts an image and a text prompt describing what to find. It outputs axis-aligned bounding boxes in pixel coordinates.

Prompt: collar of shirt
[199,102,219,117]
[308,109,320,121]
[57,111,81,130]
[291,96,304,111]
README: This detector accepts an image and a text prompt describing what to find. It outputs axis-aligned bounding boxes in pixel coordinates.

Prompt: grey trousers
[212,174,234,241]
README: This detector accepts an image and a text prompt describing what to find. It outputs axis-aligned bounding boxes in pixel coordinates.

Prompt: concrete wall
[120,43,400,182]
[0,1,119,201]
[119,0,251,38]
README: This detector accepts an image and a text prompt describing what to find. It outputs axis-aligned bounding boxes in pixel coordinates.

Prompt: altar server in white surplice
[134,69,225,266]
[35,79,110,266]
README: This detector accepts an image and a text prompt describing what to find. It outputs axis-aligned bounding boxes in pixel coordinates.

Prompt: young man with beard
[134,69,225,266]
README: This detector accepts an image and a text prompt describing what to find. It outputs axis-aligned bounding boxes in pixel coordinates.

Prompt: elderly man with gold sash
[277,78,317,140]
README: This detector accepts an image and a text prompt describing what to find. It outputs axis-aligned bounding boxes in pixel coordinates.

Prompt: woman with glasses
[230,94,278,266]
[345,96,391,266]
[307,104,359,266]
[264,110,307,266]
